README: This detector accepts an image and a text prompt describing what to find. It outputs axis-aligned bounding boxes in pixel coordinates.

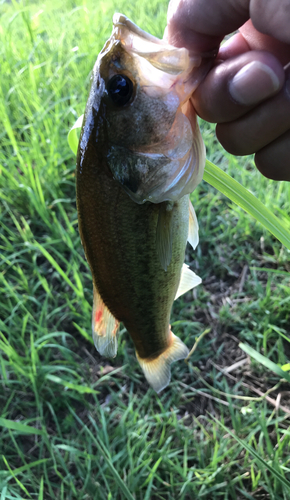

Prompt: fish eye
[107,74,134,107]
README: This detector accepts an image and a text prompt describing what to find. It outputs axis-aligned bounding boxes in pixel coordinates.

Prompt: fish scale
[75,14,205,392]
[77,137,188,358]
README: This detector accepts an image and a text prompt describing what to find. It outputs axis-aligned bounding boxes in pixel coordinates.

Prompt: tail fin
[136,332,189,393]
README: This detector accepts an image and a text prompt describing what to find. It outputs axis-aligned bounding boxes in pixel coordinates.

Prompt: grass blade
[68,115,84,155]
[32,241,83,297]
[68,406,135,500]
[38,476,44,500]
[250,266,290,277]
[210,416,290,492]
[204,160,290,250]
[0,417,44,435]
[5,459,49,477]
[239,343,290,384]
[46,374,99,394]
[2,456,32,498]
[73,322,94,345]
[0,486,7,500]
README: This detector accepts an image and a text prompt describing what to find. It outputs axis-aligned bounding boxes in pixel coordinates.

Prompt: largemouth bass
[76,14,205,392]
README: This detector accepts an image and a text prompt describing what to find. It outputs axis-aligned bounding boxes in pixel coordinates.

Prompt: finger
[218,32,251,59]
[215,67,290,155]
[167,0,249,52]
[250,0,290,44]
[255,129,290,181]
[191,51,285,123]
[167,0,290,60]
[239,20,290,66]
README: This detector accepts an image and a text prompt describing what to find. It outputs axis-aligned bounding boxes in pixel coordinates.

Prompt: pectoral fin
[188,200,199,250]
[92,284,119,358]
[175,264,201,300]
[136,331,189,393]
[156,202,174,271]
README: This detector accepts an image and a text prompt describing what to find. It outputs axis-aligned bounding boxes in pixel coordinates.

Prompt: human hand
[167,0,290,181]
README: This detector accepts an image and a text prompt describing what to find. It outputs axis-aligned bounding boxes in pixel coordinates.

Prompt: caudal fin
[136,332,189,393]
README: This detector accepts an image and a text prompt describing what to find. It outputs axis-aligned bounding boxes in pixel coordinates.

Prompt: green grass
[1,0,290,498]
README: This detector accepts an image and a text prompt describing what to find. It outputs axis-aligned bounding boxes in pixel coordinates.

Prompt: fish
[75,14,206,392]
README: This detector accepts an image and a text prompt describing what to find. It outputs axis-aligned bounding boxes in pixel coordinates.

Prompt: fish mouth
[113,13,164,45]
[112,13,201,77]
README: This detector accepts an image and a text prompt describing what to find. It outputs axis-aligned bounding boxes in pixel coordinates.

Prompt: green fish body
[76,15,205,392]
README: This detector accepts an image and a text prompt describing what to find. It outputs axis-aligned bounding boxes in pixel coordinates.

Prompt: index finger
[167,0,249,53]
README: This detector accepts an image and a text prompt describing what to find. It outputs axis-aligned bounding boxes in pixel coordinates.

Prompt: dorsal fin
[156,201,174,271]
[92,284,119,358]
[188,199,199,249]
[175,264,201,300]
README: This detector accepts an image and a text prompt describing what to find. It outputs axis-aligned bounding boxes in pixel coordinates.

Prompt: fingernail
[229,61,280,105]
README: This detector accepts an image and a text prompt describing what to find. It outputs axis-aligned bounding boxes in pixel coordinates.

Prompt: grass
[0,0,290,498]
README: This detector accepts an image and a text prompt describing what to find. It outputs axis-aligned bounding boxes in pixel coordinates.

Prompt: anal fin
[156,201,174,271]
[188,199,199,250]
[175,263,201,300]
[92,284,119,358]
[136,331,189,393]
